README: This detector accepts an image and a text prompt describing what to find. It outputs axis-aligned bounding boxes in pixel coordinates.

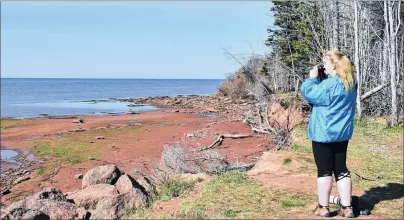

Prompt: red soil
[1,110,271,204]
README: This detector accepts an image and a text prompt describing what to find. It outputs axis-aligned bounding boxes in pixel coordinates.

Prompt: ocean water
[1,78,224,118]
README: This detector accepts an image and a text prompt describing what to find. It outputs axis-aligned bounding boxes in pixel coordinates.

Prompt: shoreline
[1,94,214,120]
[0,95,270,206]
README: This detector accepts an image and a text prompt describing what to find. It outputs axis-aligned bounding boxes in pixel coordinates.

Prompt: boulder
[115,174,147,195]
[1,200,25,215]
[135,177,154,194]
[73,119,84,124]
[76,207,91,220]
[1,198,77,220]
[64,190,78,197]
[67,184,118,209]
[29,188,67,202]
[1,208,50,220]
[89,188,148,219]
[24,199,78,219]
[82,164,121,188]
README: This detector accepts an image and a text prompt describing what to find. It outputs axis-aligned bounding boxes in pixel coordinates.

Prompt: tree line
[227,1,402,127]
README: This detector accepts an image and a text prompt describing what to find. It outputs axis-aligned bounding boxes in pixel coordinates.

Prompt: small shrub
[221,210,238,218]
[205,171,249,194]
[283,158,292,164]
[389,123,403,133]
[157,178,197,202]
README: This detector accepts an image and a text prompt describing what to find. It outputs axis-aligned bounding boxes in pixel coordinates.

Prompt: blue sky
[1,1,272,79]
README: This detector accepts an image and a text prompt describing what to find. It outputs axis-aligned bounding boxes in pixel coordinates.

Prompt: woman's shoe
[339,206,355,218]
[313,204,330,217]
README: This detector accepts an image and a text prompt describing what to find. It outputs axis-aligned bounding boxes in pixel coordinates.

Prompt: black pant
[312,141,350,182]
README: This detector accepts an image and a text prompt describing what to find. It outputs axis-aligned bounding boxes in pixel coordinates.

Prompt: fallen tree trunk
[360,83,390,101]
[202,134,252,151]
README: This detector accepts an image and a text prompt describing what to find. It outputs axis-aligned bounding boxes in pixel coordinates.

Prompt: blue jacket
[301,75,357,143]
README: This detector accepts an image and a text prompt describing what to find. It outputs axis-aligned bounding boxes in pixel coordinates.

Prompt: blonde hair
[324,50,355,92]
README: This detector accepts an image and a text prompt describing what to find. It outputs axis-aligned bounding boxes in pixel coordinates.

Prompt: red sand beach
[1,108,272,205]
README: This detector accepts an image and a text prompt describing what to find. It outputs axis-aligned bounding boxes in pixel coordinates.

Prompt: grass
[280,198,306,207]
[290,116,403,218]
[283,158,292,165]
[178,171,314,219]
[157,178,198,202]
[0,118,17,126]
[220,210,239,218]
[30,141,99,166]
[388,123,403,133]
[124,178,199,219]
[36,167,47,176]
[0,118,43,129]
[351,118,403,145]
[124,171,315,219]
[0,118,24,128]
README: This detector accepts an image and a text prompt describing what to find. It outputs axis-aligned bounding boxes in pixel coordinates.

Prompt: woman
[301,50,357,218]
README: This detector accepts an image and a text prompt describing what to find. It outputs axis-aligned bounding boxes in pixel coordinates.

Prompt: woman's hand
[309,66,318,78]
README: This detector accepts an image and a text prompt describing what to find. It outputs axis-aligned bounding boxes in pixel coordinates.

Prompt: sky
[1,1,273,79]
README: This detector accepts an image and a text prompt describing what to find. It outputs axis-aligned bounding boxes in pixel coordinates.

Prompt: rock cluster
[1,164,149,220]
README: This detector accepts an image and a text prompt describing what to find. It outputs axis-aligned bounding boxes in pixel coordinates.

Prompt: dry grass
[126,171,315,219]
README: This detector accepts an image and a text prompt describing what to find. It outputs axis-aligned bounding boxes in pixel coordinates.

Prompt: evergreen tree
[266,1,324,78]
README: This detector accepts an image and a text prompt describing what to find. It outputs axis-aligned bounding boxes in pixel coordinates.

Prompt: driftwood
[202,134,252,151]
[249,104,279,135]
[251,128,271,134]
